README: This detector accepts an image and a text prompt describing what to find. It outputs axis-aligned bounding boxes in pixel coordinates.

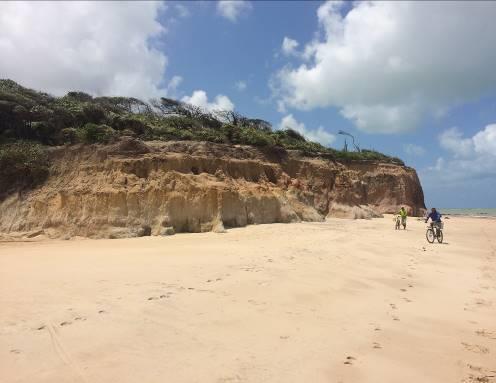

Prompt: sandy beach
[1,216,495,383]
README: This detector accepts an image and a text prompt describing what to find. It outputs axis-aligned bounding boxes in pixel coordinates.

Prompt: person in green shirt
[398,207,407,229]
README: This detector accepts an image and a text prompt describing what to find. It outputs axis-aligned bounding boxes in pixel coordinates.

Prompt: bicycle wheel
[426,229,435,243]
[437,230,443,243]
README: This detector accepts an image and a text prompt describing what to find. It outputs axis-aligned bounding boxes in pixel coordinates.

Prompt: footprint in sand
[476,329,496,340]
[481,285,490,290]
[463,364,496,383]
[475,299,492,307]
[462,342,490,354]
[389,303,397,310]
[344,356,356,365]
[10,349,21,354]
[217,374,243,382]
[400,288,407,292]
[59,321,72,327]
[247,299,266,306]
[74,316,86,322]
[373,342,382,349]
[36,325,46,331]
[402,297,412,303]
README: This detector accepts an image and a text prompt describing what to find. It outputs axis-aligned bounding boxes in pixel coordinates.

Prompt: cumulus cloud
[404,144,425,157]
[181,90,234,112]
[217,1,252,22]
[278,114,335,146]
[473,124,496,156]
[273,1,496,133]
[174,4,190,18]
[0,1,170,100]
[281,37,299,56]
[423,124,496,183]
[235,80,247,91]
[438,127,474,158]
[165,75,183,97]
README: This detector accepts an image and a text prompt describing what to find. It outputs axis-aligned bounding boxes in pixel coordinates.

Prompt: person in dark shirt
[425,208,442,234]
[425,208,442,223]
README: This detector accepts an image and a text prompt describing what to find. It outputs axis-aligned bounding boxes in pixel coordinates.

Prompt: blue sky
[1,1,496,208]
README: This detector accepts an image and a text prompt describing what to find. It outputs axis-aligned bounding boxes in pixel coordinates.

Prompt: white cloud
[181,90,234,112]
[165,75,183,97]
[217,1,252,22]
[276,100,287,114]
[423,124,496,183]
[404,144,425,157]
[281,37,299,56]
[439,127,473,158]
[278,114,335,146]
[473,124,496,156]
[174,4,190,18]
[273,1,496,133]
[235,80,247,91]
[0,2,173,100]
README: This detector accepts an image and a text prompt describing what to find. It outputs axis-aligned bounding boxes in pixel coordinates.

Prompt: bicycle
[426,222,443,243]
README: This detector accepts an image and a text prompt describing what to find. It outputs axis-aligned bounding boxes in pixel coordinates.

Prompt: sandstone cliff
[0,139,425,239]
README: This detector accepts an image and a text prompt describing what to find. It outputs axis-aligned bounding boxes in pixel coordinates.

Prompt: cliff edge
[0,139,425,240]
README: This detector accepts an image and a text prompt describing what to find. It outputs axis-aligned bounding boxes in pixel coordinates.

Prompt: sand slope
[1,216,495,383]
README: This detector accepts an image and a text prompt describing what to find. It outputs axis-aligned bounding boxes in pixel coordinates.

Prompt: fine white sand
[1,216,495,383]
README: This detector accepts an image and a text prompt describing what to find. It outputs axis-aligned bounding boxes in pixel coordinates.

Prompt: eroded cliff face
[0,139,425,239]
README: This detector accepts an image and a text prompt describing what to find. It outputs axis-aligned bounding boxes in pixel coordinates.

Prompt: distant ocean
[439,208,496,218]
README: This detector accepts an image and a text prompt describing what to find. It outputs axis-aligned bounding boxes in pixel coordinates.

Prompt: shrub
[239,127,275,147]
[0,141,49,196]
[0,79,405,165]
[60,128,79,144]
[66,91,93,102]
[82,104,106,124]
[152,126,195,141]
[78,123,117,144]
[195,128,228,144]
[31,121,58,145]
[110,116,150,136]
[284,129,306,141]
[120,128,137,138]
[221,124,243,143]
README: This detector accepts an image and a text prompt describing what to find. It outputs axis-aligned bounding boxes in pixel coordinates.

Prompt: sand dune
[1,216,495,383]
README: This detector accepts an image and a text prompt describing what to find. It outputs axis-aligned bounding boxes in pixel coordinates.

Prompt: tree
[215,110,247,126]
[245,118,272,132]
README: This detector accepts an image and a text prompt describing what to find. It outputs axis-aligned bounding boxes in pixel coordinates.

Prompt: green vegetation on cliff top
[0,79,403,165]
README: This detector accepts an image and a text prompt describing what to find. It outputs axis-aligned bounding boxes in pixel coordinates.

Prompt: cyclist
[425,208,442,235]
[398,207,407,229]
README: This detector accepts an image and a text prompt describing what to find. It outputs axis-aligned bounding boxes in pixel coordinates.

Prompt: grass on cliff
[0,79,404,165]
[0,141,49,196]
